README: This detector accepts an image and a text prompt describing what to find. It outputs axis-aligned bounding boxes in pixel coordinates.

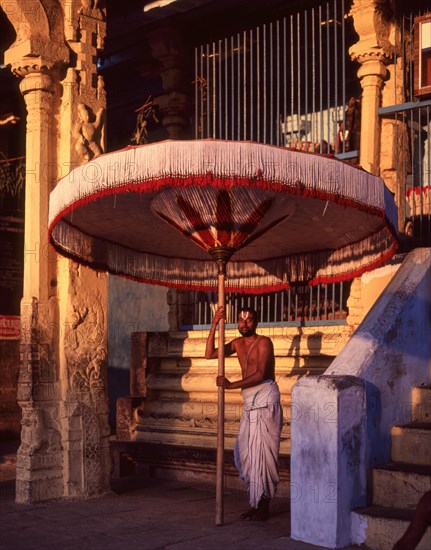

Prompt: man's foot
[251,496,270,521]
[240,497,270,521]
[240,507,257,520]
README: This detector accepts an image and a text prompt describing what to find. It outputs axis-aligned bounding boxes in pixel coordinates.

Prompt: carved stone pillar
[378,19,409,234]
[349,0,392,176]
[357,60,387,175]
[13,66,63,503]
[1,0,69,503]
[147,26,191,332]
[1,0,109,502]
[148,27,191,140]
[58,263,110,498]
[58,0,110,498]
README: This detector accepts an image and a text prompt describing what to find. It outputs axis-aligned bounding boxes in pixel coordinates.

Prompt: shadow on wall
[108,275,170,431]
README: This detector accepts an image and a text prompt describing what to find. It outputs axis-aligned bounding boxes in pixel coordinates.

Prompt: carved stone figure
[20,409,61,455]
[65,263,107,402]
[80,0,103,13]
[74,103,105,162]
[97,75,106,101]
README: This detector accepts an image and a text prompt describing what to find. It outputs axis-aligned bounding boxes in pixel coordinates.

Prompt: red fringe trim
[49,140,399,291]
[49,227,398,293]
[49,173,398,244]
[48,236,291,293]
[309,240,399,286]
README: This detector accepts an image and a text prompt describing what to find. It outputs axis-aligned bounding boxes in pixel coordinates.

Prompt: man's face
[237,310,257,337]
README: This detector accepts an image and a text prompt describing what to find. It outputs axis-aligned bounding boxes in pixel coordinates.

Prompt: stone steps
[412,385,431,423]
[354,385,431,550]
[148,326,352,359]
[391,423,431,466]
[372,463,431,509]
[121,325,344,449]
[134,420,291,455]
[353,506,431,550]
[154,354,333,372]
[115,325,348,485]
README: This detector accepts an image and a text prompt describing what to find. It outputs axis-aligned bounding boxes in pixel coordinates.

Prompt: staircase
[353,385,431,550]
[111,324,351,491]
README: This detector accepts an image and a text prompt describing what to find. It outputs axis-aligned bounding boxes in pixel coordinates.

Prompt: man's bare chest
[236,337,261,369]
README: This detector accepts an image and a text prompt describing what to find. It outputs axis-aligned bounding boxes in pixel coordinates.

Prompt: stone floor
[0,440,368,550]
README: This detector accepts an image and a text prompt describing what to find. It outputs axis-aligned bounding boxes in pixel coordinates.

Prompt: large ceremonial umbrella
[49,139,398,524]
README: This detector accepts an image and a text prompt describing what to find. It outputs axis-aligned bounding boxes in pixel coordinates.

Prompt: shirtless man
[205,306,283,521]
[392,491,431,550]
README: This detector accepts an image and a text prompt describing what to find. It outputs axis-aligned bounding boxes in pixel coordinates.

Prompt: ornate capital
[357,58,388,84]
[0,0,69,76]
[349,0,396,66]
[18,71,56,95]
[78,0,106,20]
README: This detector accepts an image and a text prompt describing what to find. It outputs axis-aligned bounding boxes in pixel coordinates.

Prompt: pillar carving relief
[350,0,408,233]
[14,62,65,503]
[148,26,191,140]
[349,0,393,176]
[64,0,106,165]
[1,0,109,502]
[59,0,110,498]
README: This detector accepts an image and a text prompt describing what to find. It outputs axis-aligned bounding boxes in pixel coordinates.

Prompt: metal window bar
[179,283,351,329]
[189,1,367,328]
[290,15,295,145]
[276,20,280,146]
[319,5,323,152]
[377,10,431,248]
[238,33,241,141]
[326,2,330,154]
[258,27,260,141]
[194,3,360,147]
[263,23,267,144]
[304,10,308,148]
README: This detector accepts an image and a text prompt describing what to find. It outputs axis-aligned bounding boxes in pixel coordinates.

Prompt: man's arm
[205,306,234,359]
[217,337,274,390]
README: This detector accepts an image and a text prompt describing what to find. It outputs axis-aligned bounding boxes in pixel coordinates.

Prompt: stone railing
[290,248,431,548]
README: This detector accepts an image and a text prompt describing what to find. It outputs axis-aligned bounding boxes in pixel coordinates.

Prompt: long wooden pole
[215,260,226,526]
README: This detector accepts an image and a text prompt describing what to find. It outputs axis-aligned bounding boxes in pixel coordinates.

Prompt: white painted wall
[326,248,431,467]
[108,275,170,370]
[291,248,431,548]
[291,376,366,548]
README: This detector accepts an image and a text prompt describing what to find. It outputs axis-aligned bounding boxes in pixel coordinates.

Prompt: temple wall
[0,0,110,502]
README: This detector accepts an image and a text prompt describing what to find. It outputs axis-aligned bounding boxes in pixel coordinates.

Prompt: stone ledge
[110,439,290,496]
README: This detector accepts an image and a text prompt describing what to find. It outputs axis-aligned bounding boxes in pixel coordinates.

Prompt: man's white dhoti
[234,380,283,508]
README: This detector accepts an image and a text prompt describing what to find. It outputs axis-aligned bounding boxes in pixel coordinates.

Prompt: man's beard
[239,327,256,337]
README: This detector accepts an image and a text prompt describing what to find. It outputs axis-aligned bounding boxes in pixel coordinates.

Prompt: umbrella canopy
[49,139,398,526]
[49,140,398,292]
